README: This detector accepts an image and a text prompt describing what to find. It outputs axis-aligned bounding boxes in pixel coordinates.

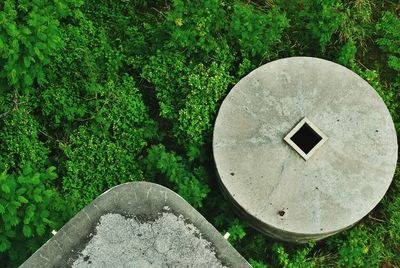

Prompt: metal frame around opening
[284,117,328,160]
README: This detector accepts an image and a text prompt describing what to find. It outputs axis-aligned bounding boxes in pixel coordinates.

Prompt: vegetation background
[0,0,399,267]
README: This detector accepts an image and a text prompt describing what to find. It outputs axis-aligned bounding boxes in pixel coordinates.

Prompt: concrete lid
[21,182,251,267]
[213,57,398,238]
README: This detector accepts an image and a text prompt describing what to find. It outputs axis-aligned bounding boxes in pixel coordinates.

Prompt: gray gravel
[72,209,227,268]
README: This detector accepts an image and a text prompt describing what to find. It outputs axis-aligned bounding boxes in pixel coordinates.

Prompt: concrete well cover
[213,57,398,242]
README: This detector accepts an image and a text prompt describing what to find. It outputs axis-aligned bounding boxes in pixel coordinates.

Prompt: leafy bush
[376,12,400,72]
[142,51,233,148]
[337,39,357,66]
[0,106,48,170]
[327,226,386,267]
[353,65,399,127]
[61,76,157,212]
[273,0,346,53]
[39,14,123,129]
[0,165,69,267]
[229,3,289,59]
[0,0,82,92]
[143,144,209,208]
[272,242,316,268]
[380,168,400,264]
[165,0,227,56]
[249,258,270,268]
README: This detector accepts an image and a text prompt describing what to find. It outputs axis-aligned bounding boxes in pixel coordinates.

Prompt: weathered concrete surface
[21,182,251,267]
[213,57,398,243]
[72,212,226,268]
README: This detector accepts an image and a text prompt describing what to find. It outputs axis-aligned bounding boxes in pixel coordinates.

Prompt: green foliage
[0,0,83,92]
[375,11,400,132]
[0,105,48,170]
[229,3,289,58]
[39,14,123,128]
[0,165,69,266]
[376,10,400,129]
[141,52,190,122]
[276,0,346,52]
[272,242,316,268]
[82,0,164,69]
[376,12,400,72]
[61,76,157,212]
[305,0,345,51]
[165,0,226,56]
[249,258,269,268]
[143,144,209,208]
[353,65,399,126]
[327,225,386,267]
[142,51,233,147]
[226,218,246,242]
[337,0,373,49]
[177,62,233,146]
[381,168,400,264]
[337,39,357,67]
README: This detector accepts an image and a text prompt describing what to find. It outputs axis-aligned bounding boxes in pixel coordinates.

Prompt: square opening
[290,123,322,154]
[284,118,328,160]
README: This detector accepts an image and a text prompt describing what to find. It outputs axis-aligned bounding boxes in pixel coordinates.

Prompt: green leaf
[0,171,7,181]
[17,175,27,184]
[23,74,33,86]
[6,23,18,37]
[43,189,54,198]
[21,27,32,35]
[10,216,19,226]
[37,69,45,85]
[18,196,29,203]
[22,165,33,176]
[36,224,46,236]
[0,237,11,252]
[1,184,10,193]
[47,166,56,173]
[23,56,31,68]
[22,225,32,237]
[33,194,43,203]
[31,173,41,185]
[0,204,5,214]
[40,210,50,219]
[34,47,44,61]
[23,217,31,225]
[16,187,27,195]
[44,168,57,180]
[9,69,17,83]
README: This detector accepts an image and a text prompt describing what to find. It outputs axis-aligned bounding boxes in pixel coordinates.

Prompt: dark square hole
[290,123,322,154]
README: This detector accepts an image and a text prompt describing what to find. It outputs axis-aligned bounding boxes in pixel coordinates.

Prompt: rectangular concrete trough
[21,182,251,268]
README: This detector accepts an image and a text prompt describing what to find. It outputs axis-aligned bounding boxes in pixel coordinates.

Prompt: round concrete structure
[213,57,398,243]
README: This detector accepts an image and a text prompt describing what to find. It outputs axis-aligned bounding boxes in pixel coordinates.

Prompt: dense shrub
[61,76,157,211]
[165,0,227,56]
[142,52,233,148]
[377,12,400,73]
[0,0,82,92]
[272,242,316,268]
[0,165,69,266]
[143,144,209,208]
[229,3,289,59]
[39,14,123,129]
[0,106,48,170]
